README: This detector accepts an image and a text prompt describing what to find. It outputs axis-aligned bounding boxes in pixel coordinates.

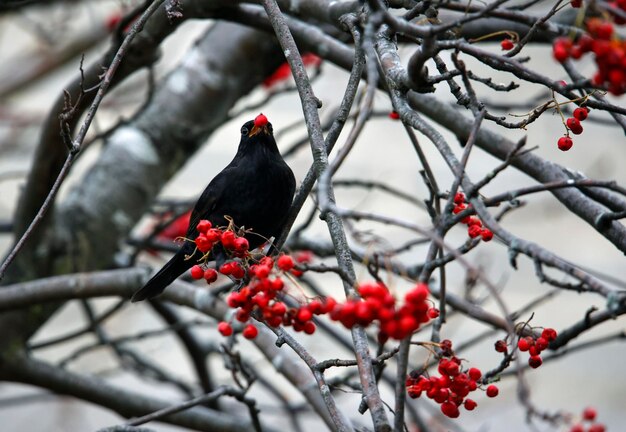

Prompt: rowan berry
[481,228,493,242]
[233,237,249,252]
[427,307,440,319]
[204,268,218,283]
[583,406,597,421]
[464,399,477,410]
[190,265,204,280]
[195,234,213,253]
[277,255,295,271]
[535,336,549,351]
[501,39,514,50]
[220,231,236,249]
[389,111,400,120]
[254,113,268,127]
[468,368,482,381]
[468,225,482,238]
[528,355,543,368]
[558,136,573,151]
[441,401,460,418]
[494,339,508,353]
[573,107,589,121]
[242,323,258,339]
[566,117,583,135]
[486,385,499,397]
[518,338,531,352]
[541,328,558,341]
[196,220,212,233]
[217,321,233,336]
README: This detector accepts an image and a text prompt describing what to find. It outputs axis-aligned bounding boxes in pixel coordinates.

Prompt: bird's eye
[241,126,249,135]
[268,124,273,134]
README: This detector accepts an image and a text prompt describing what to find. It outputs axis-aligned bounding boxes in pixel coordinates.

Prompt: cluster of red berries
[516,327,557,369]
[570,407,606,432]
[558,106,590,151]
[218,253,319,339]
[452,192,494,241]
[553,18,625,95]
[189,221,436,343]
[328,282,436,342]
[405,340,499,418]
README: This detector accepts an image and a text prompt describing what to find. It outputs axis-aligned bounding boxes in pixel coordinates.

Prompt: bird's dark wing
[186,164,237,237]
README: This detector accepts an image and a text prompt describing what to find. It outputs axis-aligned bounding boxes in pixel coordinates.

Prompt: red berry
[405,283,429,304]
[205,228,221,242]
[542,327,558,341]
[217,321,233,336]
[453,203,467,214]
[486,385,499,397]
[588,424,606,432]
[443,360,460,377]
[517,338,531,352]
[296,307,313,322]
[252,265,271,279]
[196,220,212,233]
[233,237,249,252]
[294,250,314,263]
[494,339,508,353]
[441,401,460,418]
[271,302,287,316]
[480,228,493,242]
[303,321,316,334]
[570,425,584,432]
[501,39,514,51]
[389,111,400,120]
[464,399,477,410]
[277,255,295,271]
[468,225,482,238]
[535,337,549,351]
[558,136,573,151]
[242,324,258,339]
[596,22,614,40]
[573,107,589,121]
[553,38,572,62]
[219,262,233,275]
[566,117,583,135]
[190,265,204,280]
[220,231,236,249]
[407,385,421,399]
[231,263,245,279]
[454,192,465,204]
[583,406,597,421]
[467,217,482,227]
[254,113,268,127]
[528,355,543,368]
[204,268,218,283]
[427,307,440,319]
[195,234,213,253]
[570,0,582,7]
[468,367,482,381]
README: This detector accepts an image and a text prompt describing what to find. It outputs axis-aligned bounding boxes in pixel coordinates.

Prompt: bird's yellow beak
[249,125,269,137]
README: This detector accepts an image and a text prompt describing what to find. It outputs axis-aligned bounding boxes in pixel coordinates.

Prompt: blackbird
[131,114,296,302]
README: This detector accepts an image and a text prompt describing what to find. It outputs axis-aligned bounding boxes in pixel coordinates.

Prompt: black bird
[131,114,296,302]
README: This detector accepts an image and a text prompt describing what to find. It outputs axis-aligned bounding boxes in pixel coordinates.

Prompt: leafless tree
[0,0,624,431]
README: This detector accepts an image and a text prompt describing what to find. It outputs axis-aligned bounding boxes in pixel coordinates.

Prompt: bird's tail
[132,250,194,302]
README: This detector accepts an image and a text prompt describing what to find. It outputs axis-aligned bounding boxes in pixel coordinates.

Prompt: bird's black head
[237,113,279,155]
[241,113,273,140]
